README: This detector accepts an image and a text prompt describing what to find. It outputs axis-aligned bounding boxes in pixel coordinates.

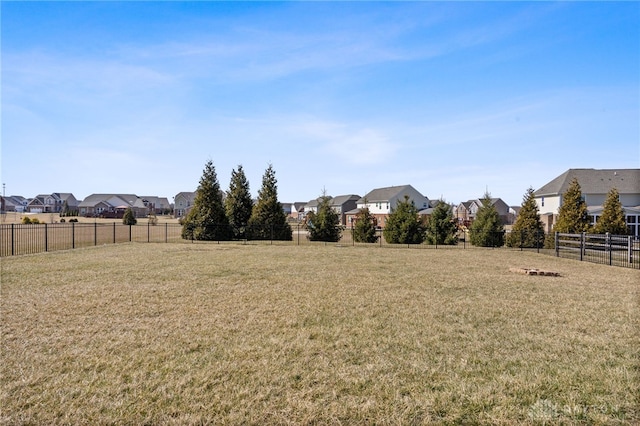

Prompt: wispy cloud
[289,120,397,166]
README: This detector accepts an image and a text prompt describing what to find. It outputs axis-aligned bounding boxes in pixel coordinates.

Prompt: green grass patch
[1,243,638,424]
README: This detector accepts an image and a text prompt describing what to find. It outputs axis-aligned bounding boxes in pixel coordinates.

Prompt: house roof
[305,198,324,208]
[331,194,360,206]
[141,196,170,207]
[535,169,640,197]
[359,185,422,203]
[79,194,145,208]
[175,192,196,200]
[292,202,306,210]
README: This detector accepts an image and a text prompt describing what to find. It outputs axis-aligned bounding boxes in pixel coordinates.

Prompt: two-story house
[174,192,196,218]
[534,168,640,236]
[26,193,78,214]
[456,197,511,227]
[345,185,429,229]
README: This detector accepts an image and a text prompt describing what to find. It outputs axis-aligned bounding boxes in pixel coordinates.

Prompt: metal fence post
[607,233,612,266]
[580,232,585,261]
[129,224,132,242]
[147,222,150,243]
[113,222,116,244]
[45,223,48,252]
[11,223,15,256]
[554,232,559,257]
[72,221,75,249]
[94,222,97,246]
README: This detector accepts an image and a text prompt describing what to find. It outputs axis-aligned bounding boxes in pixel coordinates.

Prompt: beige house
[534,168,640,236]
[79,194,148,218]
[174,192,196,218]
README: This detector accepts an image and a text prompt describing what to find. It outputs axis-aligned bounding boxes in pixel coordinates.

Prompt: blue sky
[2,2,639,206]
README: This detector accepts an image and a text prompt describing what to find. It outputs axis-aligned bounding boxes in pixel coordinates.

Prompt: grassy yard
[1,243,638,424]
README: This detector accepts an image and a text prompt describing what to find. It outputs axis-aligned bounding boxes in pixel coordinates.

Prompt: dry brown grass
[1,244,638,424]
[0,212,180,225]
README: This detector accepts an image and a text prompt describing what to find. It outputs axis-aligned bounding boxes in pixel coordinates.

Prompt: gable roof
[175,191,196,200]
[535,169,640,197]
[79,194,145,209]
[331,194,360,206]
[359,185,423,203]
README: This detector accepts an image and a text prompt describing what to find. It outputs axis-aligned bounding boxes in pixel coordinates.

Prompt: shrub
[123,208,137,226]
[21,217,32,224]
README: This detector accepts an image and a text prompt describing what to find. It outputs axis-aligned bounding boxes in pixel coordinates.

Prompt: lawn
[1,243,638,424]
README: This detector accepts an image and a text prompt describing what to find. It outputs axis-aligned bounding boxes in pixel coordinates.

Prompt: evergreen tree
[594,188,628,235]
[470,192,505,247]
[181,160,232,241]
[383,196,426,244]
[247,164,292,240]
[306,194,342,242]
[225,165,253,239]
[352,204,378,243]
[507,187,545,248]
[60,200,70,217]
[122,207,137,225]
[425,200,458,245]
[553,178,591,234]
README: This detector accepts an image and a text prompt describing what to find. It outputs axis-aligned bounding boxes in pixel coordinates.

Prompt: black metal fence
[2,222,638,269]
[0,222,183,257]
[555,232,640,269]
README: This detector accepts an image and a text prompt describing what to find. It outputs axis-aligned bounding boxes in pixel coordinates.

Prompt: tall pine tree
[247,164,292,240]
[352,203,378,243]
[470,192,505,247]
[225,165,253,239]
[553,178,591,234]
[507,187,545,248]
[425,200,458,245]
[383,196,426,244]
[181,160,231,241]
[306,193,342,242]
[594,188,627,235]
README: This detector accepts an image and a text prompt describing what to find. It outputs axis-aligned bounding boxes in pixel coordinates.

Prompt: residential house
[304,198,322,216]
[345,185,429,229]
[26,193,78,214]
[534,168,640,236]
[288,202,306,221]
[174,192,196,218]
[331,195,360,226]
[141,196,171,215]
[1,196,29,213]
[79,194,148,218]
[455,198,510,227]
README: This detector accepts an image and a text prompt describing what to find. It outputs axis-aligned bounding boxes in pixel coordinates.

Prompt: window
[541,197,545,207]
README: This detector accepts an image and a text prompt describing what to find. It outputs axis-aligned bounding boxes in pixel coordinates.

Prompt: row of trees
[507,177,629,248]
[181,160,629,246]
[307,194,466,246]
[181,161,292,241]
